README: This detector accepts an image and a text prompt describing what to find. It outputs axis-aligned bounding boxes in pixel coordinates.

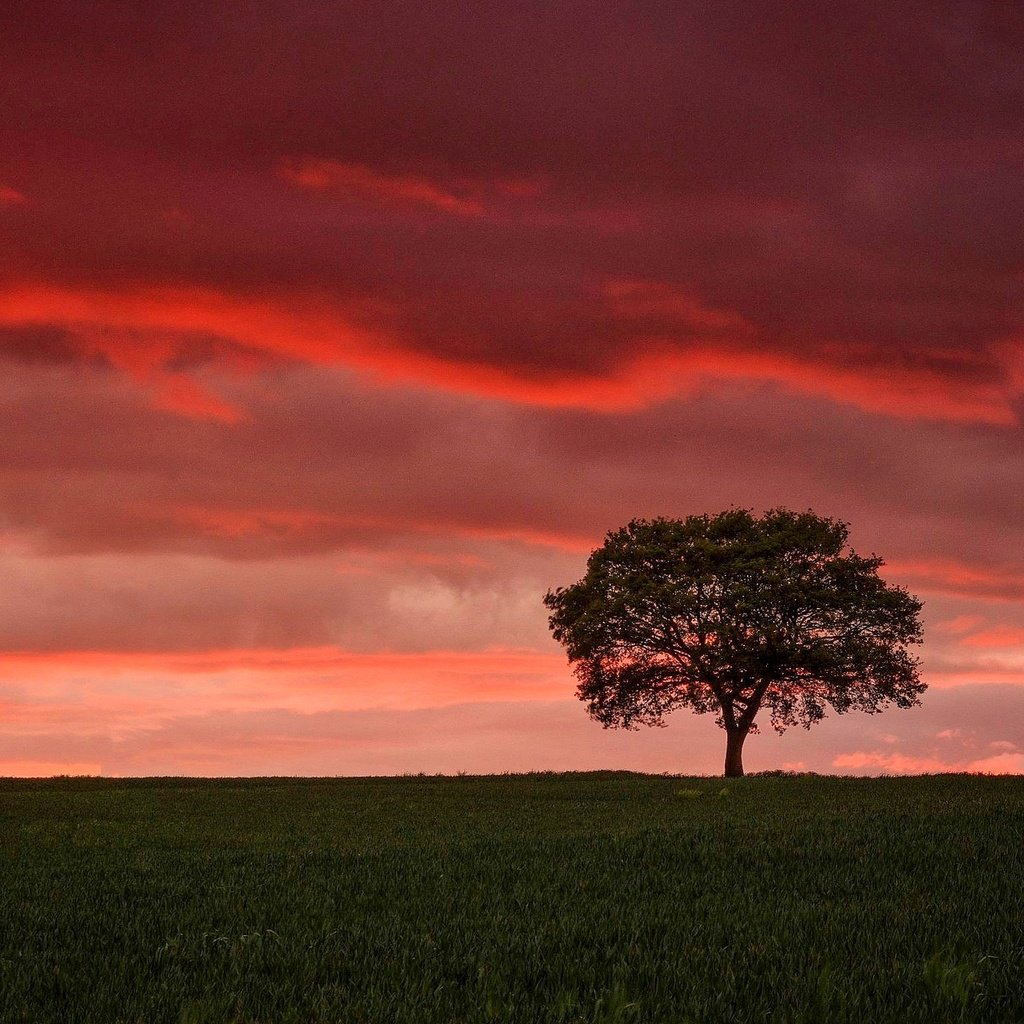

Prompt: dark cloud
[1,1,1022,396]
[0,326,109,366]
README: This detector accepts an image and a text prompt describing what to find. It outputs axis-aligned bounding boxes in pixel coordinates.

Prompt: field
[1,773,1023,1023]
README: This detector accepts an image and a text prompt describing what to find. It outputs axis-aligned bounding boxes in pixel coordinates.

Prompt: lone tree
[544,509,924,777]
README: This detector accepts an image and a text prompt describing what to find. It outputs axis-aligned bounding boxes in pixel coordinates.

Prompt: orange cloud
[602,279,1016,423]
[280,158,487,217]
[444,522,593,552]
[0,700,734,778]
[0,185,27,205]
[0,646,540,676]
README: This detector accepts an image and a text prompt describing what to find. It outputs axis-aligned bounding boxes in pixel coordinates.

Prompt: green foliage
[544,509,925,775]
[1,773,1023,1023]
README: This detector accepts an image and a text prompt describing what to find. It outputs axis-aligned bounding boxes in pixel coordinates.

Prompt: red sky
[2,1,1024,776]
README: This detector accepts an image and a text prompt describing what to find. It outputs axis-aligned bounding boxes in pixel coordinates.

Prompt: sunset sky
[2,1,1024,776]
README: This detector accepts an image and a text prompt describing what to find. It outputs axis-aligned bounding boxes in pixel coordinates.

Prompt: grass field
[1,773,1023,1023]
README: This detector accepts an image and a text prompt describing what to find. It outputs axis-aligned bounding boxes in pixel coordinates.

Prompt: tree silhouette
[544,509,925,777]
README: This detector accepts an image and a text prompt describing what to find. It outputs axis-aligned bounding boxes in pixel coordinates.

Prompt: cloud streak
[1,279,1018,423]
[280,158,490,217]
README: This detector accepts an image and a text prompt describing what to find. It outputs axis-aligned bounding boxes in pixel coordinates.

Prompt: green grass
[1,772,1023,1023]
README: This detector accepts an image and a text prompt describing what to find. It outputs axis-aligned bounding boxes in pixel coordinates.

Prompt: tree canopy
[544,508,925,776]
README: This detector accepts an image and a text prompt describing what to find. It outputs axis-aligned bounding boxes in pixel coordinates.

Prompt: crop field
[1,773,1023,1024]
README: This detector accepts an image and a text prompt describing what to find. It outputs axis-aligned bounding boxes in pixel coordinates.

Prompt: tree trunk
[724,727,748,778]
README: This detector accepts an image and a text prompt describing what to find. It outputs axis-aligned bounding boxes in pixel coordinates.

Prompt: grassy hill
[1,773,1022,1023]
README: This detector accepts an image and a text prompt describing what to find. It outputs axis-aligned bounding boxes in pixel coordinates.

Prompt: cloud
[933,614,985,636]
[2,682,1023,778]
[832,747,1024,776]
[832,751,956,774]
[0,646,572,716]
[887,560,1024,603]
[153,373,245,423]
[3,3,1022,399]
[6,356,1024,588]
[0,281,381,373]
[819,685,1024,775]
[959,626,1024,647]
[0,760,102,777]
[966,751,1024,773]
[3,2,1024,775]
[0,701,726,777]
[0,278,1018,424]
[279,158,489,217]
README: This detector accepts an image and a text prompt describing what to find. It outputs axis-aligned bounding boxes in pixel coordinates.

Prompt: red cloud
[153,374,244,423]
[959,626,1024,648]
[152,503,594,552]
[1,279,1017,424]
[602,279,756,334]
[886,559,1024,603]
[279,158,487,217]
[162,504,347,539]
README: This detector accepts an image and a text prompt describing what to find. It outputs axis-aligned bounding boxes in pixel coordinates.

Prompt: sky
[2,0,1024,776]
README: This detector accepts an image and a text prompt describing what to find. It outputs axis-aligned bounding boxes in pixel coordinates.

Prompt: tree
[543,508,925,777]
